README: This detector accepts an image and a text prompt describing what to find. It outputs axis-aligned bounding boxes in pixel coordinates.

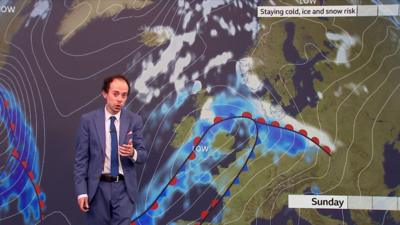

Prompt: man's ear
[101,91,107,99]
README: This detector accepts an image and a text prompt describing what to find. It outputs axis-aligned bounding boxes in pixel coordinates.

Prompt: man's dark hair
[102,74,131,95]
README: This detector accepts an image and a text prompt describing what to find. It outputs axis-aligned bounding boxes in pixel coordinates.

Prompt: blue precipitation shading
[148,88,191,132]
[174,90,189,109]
[256,122,308,158]
[191,80,202,94]
[311,184,320,194]
[134,91,320,223]
[210,92,318,161]
[155,89,190,116]
[134,117,256,224]
[210,91,267,122]
[0,87,45,224]
[208,96,317,222]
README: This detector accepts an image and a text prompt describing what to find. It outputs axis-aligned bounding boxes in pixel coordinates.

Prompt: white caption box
[378,4,399,16]
[288,195,348,209]
[258,5,399,17]
[258,6,357,17]
[357,5,378,16]
[347,196,373,210]
[289,195,400,210]
[372,196,397,210]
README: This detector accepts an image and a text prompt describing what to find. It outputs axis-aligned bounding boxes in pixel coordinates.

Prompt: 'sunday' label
[288,195,348,209]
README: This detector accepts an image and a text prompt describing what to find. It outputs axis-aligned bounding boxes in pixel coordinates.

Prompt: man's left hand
[119,139,135,157]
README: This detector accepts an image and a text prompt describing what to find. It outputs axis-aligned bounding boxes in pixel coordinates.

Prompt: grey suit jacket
[74,108,147,203]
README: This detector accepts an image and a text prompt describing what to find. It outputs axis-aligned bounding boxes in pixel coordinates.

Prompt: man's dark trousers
[87,180,134,225]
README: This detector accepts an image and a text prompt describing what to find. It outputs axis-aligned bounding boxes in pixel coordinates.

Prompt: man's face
[102,78,129,114]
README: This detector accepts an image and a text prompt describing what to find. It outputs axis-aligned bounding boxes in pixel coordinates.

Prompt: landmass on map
[57,0,152,44]
[172,0,400,223]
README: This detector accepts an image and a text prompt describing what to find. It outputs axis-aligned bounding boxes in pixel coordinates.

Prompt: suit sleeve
[132,115,147,164]
[74,116,89,196]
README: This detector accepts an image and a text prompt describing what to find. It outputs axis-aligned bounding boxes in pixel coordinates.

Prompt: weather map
[0,0,399,224]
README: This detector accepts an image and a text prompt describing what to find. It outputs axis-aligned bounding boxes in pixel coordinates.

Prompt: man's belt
[100,174,124,182]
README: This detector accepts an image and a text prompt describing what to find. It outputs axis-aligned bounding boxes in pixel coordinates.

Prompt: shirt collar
[104,106,121,121]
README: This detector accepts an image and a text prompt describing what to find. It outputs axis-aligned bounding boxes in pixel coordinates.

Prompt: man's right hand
[77,196,89,212]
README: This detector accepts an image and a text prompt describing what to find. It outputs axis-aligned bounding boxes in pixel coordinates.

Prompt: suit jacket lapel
[119,109,129,145]
[95,108,106,154]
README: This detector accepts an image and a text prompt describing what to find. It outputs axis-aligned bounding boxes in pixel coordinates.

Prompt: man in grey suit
[74,74,147,225]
